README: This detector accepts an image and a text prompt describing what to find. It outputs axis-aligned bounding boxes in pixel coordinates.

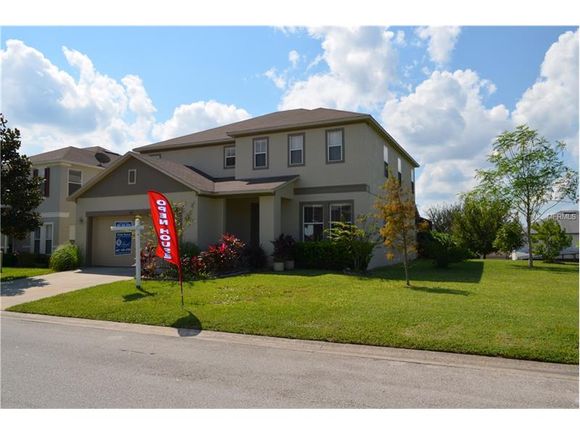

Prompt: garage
[90,214,151,267]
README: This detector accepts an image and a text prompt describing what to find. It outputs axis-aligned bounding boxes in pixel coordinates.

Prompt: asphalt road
[1,314,578,408]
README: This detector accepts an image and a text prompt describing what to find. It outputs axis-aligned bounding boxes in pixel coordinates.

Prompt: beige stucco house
[69,108,419,268]
[7,146,119,255]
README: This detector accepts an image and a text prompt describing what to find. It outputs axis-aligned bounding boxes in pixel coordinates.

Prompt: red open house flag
[147,191,184,306]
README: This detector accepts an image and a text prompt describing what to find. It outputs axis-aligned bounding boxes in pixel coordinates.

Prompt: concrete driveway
[1,267,133,310]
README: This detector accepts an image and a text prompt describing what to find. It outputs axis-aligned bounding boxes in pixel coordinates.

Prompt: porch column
[259,194,281,256]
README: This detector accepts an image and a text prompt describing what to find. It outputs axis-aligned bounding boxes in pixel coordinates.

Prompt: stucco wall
[75,191,197,265]
[141,144,236,179]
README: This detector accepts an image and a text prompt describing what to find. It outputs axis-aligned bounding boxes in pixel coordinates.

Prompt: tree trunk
[527,214,533,268]
[403,242,410,287]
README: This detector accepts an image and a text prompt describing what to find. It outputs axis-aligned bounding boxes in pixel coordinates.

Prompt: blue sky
[1,26,578,211]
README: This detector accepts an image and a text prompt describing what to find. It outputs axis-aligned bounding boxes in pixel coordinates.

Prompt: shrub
[425,231,468,268]
[17,252,50,267]
[532,219,572,262]
[325,221,376,272]
[271,234,296,261]
[294,240,352,271]
[180,241,201,258]
[49,243,81,271]
[185,233,246,278]
[243,243,267,270]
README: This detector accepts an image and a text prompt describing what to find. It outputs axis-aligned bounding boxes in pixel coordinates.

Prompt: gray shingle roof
[134,108,367,152]
[30,146,120,168]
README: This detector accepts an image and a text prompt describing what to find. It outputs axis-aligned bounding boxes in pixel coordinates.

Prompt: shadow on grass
[508,263,579,274]
[369,260,485,284]
[171,310,202,336]
[122,287,156,302]
[408,285,470,296]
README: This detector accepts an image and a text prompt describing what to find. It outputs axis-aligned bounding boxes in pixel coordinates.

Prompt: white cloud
[382,69,511,164]
[513,29,579,156]
[416,26,461,65]
[279,26,398,111]
[152,101,251,140]
[264,67,287,89]
[288,49,300,68]
[0,39,250,154]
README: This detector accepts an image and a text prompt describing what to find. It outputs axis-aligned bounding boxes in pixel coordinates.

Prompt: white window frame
[33,227,41,254]
[224,146,236,168]
[384,146,389,177]
[326,129,344,163]
[68,169,83,196]
[128,169,137,185]
[253,138,268,169]
[397,157,402,183]
[288,133,305,166]
[302,204,324,241]
[44,223,54,254]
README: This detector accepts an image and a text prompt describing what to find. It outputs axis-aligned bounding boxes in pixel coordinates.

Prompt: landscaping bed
[7,259,578,364]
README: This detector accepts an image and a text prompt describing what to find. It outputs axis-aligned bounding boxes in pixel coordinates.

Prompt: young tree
[475,125,578,268]
[493,218,525,257]
[452,192,510,258]
[374,170,417,286]
[532,219,571,263]
[425,202,461,233]
[1,114,43,242]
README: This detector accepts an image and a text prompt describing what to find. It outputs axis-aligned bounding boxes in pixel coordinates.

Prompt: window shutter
[44,167,50,197]
[33,168,39,178]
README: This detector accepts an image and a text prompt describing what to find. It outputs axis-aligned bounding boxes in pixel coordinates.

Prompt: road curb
[2,310,578,380]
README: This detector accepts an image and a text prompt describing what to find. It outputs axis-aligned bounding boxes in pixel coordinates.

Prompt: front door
[250,203,259,246]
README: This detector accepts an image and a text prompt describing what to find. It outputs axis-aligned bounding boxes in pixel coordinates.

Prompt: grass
[8,259,578,364]
[1,267,52,282]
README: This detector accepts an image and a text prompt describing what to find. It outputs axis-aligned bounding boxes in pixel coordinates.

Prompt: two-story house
[69,108,419,268]
[8,146,119,255]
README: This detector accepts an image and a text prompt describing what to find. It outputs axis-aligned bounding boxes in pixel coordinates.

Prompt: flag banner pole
[147,190,184,309]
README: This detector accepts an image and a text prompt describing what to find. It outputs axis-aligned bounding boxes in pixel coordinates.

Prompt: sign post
[110,218,144,288]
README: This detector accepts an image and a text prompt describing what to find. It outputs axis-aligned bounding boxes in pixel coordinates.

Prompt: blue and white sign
[114,221,132,256]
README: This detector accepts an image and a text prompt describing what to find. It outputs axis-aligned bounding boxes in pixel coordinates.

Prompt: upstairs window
[326,129,344,163]
[383,146,389,178]
[224,146,236,168]
[128,169,137,185]
[411,169,415,194]
[43,167,51,197]
[397,158,402,184]
[288,134,305,166]
[68,169,82,196]
[253,138,268,169]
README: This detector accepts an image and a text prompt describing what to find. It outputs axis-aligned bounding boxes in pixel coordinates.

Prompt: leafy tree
[493,218,525,256]
[452,192,510,258]
[532,219,571,263]
[475,125,578,267]
[425,231,468,268]
[425,202,461,233]
[374,170,417,286]
[1,114,43,242]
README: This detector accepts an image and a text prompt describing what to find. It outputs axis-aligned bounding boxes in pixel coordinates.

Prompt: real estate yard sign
[114,221,132,256]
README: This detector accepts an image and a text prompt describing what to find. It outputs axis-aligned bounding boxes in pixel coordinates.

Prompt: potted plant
[282,234,296,270]
[271,234,292,272]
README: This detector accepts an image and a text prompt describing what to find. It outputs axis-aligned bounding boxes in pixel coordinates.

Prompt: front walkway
[0,267,133,310]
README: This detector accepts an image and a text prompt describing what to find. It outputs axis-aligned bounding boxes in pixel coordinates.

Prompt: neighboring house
[548,209,579,248]
[69,108,419,268]
[8,146,119,256]
[514,209,579,260]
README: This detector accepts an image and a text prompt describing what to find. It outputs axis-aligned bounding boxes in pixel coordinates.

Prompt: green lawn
[1,267,52,282]
[7,260,578,363]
